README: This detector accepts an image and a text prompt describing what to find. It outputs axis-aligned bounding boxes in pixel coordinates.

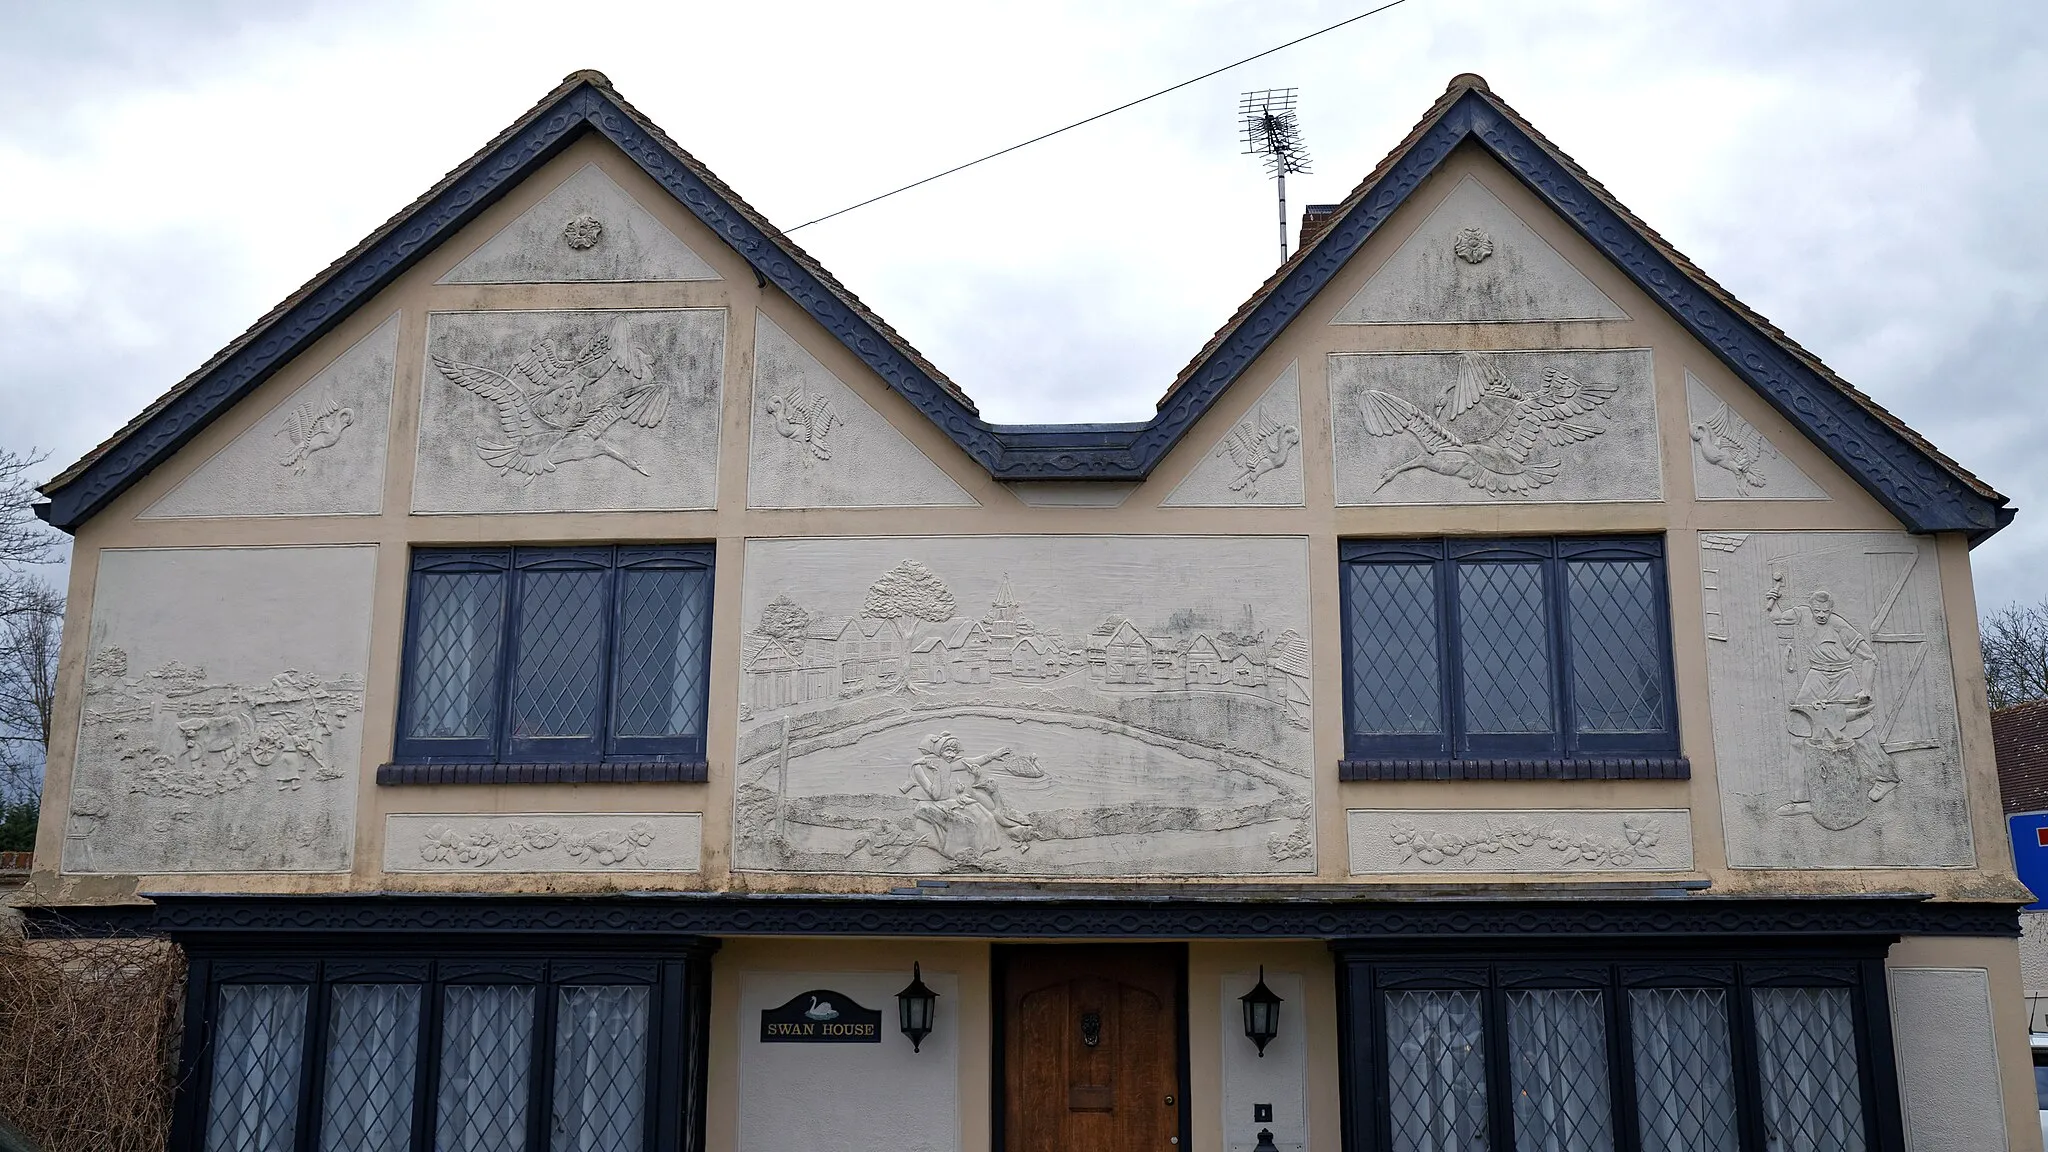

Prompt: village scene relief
[735,536,1315,876]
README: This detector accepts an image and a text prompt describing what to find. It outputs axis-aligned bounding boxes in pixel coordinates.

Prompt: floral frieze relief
[1347,808,1693,874]
[382,813,702,873]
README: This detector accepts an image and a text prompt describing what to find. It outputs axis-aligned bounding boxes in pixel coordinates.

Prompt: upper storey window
[395,546,713,766]
[1340,537,1681,780]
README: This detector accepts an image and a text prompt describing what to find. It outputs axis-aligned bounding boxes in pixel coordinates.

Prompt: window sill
[376,761,708,785]
[1339,756,1689,782]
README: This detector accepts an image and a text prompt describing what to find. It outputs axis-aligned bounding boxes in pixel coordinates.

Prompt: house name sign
[759,989,883,1043]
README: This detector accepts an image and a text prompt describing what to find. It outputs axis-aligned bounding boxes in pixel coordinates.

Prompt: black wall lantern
[1240,966,1283,1057]
[897,962,938,1052]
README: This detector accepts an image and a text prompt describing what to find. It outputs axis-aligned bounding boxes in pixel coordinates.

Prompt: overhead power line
[784,0,1415,232]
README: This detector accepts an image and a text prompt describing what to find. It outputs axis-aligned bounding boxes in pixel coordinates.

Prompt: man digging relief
[1767,567,1898,829]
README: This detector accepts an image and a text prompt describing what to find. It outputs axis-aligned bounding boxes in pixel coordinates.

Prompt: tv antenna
[1241,88,1312,261]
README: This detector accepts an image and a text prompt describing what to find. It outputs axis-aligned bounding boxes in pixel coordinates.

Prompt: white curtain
[1385,989,1490,1152]
[1507,989,1613,1152]
[436,984,535,1152]
[1752,987,1866,1152]
[551,985,651,1152]
[1629,988,1738,1152]
[319,984,421,1152]
[204,984,308,1152]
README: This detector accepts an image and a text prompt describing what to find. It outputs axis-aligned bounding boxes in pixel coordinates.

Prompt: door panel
[1002,945,1183,1152]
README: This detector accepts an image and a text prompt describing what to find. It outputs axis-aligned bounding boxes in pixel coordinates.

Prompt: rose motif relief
[1452,226,1494,264]
[563,214,604,250]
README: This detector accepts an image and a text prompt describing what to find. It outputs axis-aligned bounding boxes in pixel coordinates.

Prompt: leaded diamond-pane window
[1630,987,1738,1152]
[1568,560,1667,734]
[1507,989,1612,1152]
[1339,538,1677,764]
[320,984,420,1152]
[396,546,713,763]
[1456,562,1553,735]
[1753,987,1867,1152]
[1346,561,1442,736]
[551,985,651,1152]
[1385,990,1489,1152]
[437,984,536,1152]
[205,984,308,1152]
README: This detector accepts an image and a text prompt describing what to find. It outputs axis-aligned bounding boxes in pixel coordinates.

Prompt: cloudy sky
[1,0,2042,609]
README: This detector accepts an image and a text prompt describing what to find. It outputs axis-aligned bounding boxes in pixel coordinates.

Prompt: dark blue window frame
[394,545,714,765]
[1339,536,1679,766]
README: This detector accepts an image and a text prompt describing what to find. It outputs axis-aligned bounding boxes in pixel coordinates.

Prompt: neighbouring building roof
[37,71,2012,538]
[1994,700,2048,814]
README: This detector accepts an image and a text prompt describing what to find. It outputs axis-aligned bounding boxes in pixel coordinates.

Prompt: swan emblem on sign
[804,996,839,1021]
[432,321,670,482]
[1354,352,1618,496]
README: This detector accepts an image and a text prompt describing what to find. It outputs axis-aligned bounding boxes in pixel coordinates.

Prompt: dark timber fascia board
[41,85,2008,536]
[19,892,2020,941]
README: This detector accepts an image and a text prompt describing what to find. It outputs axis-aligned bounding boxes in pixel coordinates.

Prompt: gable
[39,72,2006,538]
[747,312,977,509]
[1330,175,1626,324]
[140,312,398,519]
[439,162,722,284]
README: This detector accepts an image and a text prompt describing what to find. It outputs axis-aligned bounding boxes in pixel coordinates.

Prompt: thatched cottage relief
[735,536,1314,876]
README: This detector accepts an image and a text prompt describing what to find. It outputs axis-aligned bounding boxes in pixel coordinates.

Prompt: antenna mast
[1241,88,1312,261]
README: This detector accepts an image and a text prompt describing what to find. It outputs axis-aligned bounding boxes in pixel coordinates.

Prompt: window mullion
[529,967,557,1152]
[414,964,443,1152]
[1483,970,1514,1152]
[295,969,328,1152]
[1551,555,1576,759]
[1607,966,1644,1152]
[496,562,522,764]
[599,558,621,758]
[1730,971,1768,1152]
[1439,550,1465,758]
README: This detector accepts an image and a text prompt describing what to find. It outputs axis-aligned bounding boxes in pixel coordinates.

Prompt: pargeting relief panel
[1329,348,1660,505]
[1330,175,1628,325]
[1700,531,1972,868]
[412,309,723,513]
[735,536,1314,876]
[1162,361,1305,507]
[62,546,377,874]
[383,813,702,873]
[438,162,722,284]
[747,312,977,508]
[1347,809,1693,874]
[142,313,398,519]
[1685,372,1829,500]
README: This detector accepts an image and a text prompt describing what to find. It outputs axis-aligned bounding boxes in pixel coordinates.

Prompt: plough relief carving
[81,646,363,799]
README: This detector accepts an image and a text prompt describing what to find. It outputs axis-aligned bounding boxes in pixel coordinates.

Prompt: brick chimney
[1299,204,1340,250]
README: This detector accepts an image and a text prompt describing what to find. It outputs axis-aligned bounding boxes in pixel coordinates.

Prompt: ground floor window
[1338,949,1895,1152]
[178,950,710,1152]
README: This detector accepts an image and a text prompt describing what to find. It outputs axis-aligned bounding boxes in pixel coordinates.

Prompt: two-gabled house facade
[18,70,2037,1151]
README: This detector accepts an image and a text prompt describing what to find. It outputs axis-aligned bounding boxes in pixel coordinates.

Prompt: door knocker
[1080,1010,1102,1047]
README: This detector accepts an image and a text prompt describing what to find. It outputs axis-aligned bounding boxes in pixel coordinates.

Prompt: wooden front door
[1000,944,1184,1152]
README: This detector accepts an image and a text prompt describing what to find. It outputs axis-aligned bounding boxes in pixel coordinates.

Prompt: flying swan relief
[1354,352,1618,496]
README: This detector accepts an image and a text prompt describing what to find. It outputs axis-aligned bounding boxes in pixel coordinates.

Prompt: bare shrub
[0,931,186,1152]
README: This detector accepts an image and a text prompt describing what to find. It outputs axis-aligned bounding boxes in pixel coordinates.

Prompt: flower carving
[1388,818,1661,869]
[563,214,604,250]
[417,819,656,869]
[1452,226,1494,264]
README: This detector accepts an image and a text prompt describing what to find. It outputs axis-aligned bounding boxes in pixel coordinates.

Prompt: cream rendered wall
[23,134,2023,913]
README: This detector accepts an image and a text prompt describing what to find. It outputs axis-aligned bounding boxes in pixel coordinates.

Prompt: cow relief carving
[735,536,1314,876]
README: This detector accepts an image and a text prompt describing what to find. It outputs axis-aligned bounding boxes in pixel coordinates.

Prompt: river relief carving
[736,538,1315,876]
